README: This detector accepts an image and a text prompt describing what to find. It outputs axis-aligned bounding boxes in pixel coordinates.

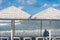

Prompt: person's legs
[44,37,48,40]
[44,37,46,40]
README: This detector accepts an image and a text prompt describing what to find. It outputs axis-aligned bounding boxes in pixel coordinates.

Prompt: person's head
[45,29,47,31]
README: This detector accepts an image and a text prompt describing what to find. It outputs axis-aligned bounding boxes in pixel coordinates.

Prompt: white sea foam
[0,29,60,36]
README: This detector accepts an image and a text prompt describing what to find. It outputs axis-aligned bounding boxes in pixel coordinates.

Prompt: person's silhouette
[43,29,49,37]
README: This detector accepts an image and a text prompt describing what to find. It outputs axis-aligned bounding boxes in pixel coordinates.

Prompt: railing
[0,37,9,40]
[0,37,60,40]
[36,37,60,40]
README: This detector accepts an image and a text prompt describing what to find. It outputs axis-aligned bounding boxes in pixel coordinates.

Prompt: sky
[0,0,60,15]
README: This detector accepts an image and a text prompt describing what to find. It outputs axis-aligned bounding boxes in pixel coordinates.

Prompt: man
[43,29,49,37]
[43,29,49,40]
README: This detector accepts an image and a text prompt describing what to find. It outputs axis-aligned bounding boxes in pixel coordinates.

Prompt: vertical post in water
[49,20,51,40]
[41,19,42,37]
[0,32,1,39]
[11,20,15,40]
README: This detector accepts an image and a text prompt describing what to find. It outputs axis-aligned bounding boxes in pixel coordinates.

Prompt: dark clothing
[43,30,49,37]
